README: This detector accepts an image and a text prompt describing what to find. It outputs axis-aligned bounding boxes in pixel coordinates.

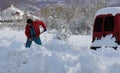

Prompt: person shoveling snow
[25,19,47,48]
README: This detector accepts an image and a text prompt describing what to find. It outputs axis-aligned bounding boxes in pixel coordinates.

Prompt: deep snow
[0,28,120,73]
[91,34,118,47]
[95,7,120,16]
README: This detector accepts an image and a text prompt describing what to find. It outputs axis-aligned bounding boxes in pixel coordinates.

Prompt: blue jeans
[25,37,42,48]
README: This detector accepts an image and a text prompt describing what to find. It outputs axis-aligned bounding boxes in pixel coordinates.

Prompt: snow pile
[0,28,120,73]
[91,34,118,47]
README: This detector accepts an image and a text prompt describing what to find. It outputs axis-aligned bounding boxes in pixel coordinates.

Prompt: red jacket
[25,20,46,39]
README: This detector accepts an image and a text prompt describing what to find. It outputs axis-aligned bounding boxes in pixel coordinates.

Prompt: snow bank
[91,34,118,47]
[0,28,120,73]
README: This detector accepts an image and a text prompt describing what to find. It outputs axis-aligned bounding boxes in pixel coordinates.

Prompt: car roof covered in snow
[95,7,120,16]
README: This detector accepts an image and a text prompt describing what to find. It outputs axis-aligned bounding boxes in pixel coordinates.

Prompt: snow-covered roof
[0,5,41,21]
[95,7,120,16]
[0,5,24,20]
[1,5,24,15]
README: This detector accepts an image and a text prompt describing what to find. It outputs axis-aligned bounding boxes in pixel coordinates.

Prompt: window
[94,17,103,32]
[104,16,114,31]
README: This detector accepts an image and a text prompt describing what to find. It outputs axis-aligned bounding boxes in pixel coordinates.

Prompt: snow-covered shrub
[56,32,70,41]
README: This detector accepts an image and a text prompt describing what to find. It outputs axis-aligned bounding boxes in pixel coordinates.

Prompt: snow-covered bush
[56,32,70,41]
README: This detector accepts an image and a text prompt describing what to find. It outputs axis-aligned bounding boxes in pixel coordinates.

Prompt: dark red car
[91,7,120,50]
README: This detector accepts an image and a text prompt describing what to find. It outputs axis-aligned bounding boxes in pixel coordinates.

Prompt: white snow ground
[0,28,120,73]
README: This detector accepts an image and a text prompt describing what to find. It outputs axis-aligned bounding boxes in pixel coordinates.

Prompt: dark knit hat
[27,19,33,24]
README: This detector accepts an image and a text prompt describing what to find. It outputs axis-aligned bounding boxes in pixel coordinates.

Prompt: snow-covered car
[91,7,120,50]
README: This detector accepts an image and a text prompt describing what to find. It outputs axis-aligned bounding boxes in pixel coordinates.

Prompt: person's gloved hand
[44,28,47,32]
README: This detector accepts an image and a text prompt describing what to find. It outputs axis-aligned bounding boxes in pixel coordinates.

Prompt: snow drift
[0,28,120,73]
